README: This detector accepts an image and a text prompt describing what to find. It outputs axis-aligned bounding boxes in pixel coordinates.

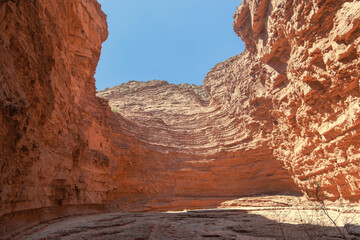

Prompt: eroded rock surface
[97,79,299,211]
[233,0,360,201]
[98,0,360,205]
[1,0,360,236]
[4,196,360,240]
[0,0,116,224]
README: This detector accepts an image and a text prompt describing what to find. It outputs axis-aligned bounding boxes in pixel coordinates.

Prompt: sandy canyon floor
[3,196,360,240]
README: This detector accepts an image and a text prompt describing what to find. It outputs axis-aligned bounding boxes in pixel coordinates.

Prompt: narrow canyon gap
[94,0,245,89]
[1,0,360,235]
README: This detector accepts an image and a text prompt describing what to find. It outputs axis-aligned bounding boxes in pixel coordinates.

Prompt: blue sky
[95,0,245,90]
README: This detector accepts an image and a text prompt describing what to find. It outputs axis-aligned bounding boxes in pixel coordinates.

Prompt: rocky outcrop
[97,79,300,210]
[0,0,115,222]
[1,0,360,234]
[7,195,360,240]
[100,0,360,204]
[1,0,297,227]
[233,0,360,200]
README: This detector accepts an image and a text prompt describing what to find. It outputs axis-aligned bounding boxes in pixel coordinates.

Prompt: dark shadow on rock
[2,208,359,240]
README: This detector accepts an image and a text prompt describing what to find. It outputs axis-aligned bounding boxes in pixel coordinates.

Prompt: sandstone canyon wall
[98,0,360,204]
[0,0,116,221]
[97,79,300,211]
[233,0,360,201]
[1,0,360,233]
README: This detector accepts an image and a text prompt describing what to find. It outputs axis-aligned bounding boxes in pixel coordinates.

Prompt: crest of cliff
[1,0,360,234]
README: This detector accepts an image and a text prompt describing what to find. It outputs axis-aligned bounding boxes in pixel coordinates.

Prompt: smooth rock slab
[5,197,360,240]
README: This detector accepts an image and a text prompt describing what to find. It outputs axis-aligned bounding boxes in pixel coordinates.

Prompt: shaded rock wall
[1,0,360,230]
[0,0,115,219]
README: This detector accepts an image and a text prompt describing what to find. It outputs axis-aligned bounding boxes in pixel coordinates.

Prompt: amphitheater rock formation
[1,0,360,234]
[97,80,299,211]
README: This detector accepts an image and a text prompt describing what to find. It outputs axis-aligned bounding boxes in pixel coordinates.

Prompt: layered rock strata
[0,0,115,221]
[233,0,360,201]
[99,0,360,203]
[97,79,300,210]
[0,0,298,226]
[1,0,360,234]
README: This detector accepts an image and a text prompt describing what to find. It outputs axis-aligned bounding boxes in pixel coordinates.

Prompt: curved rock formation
[1,0,360,234]
[98,0,360,204]
[97,79,299,211]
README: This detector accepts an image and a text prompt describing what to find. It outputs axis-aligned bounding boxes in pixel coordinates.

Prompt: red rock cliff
[1,0,360,231]
[97,79,300,211]
[0,0,116,220]
[99,0,360,205]
[233,0,360,200]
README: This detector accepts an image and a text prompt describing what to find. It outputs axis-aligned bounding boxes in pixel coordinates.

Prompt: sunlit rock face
[1,0,360,232]
[97,79,300,210]
[0,0,116,219]
[234,0,360,201]
[100,0,360,204]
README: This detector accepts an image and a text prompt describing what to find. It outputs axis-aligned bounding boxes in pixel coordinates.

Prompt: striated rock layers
[1,0,360,232]
[233,0,360,201]
[97,79,300,211]
[99,0,360,204]
[0,0,116,222]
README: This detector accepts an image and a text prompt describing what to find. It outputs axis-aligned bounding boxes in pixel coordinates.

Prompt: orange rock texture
[100,0,360,204]
[1,0,360,231]
[233,0,360,201]
[0,0,116,219]
[97,80,300,211]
